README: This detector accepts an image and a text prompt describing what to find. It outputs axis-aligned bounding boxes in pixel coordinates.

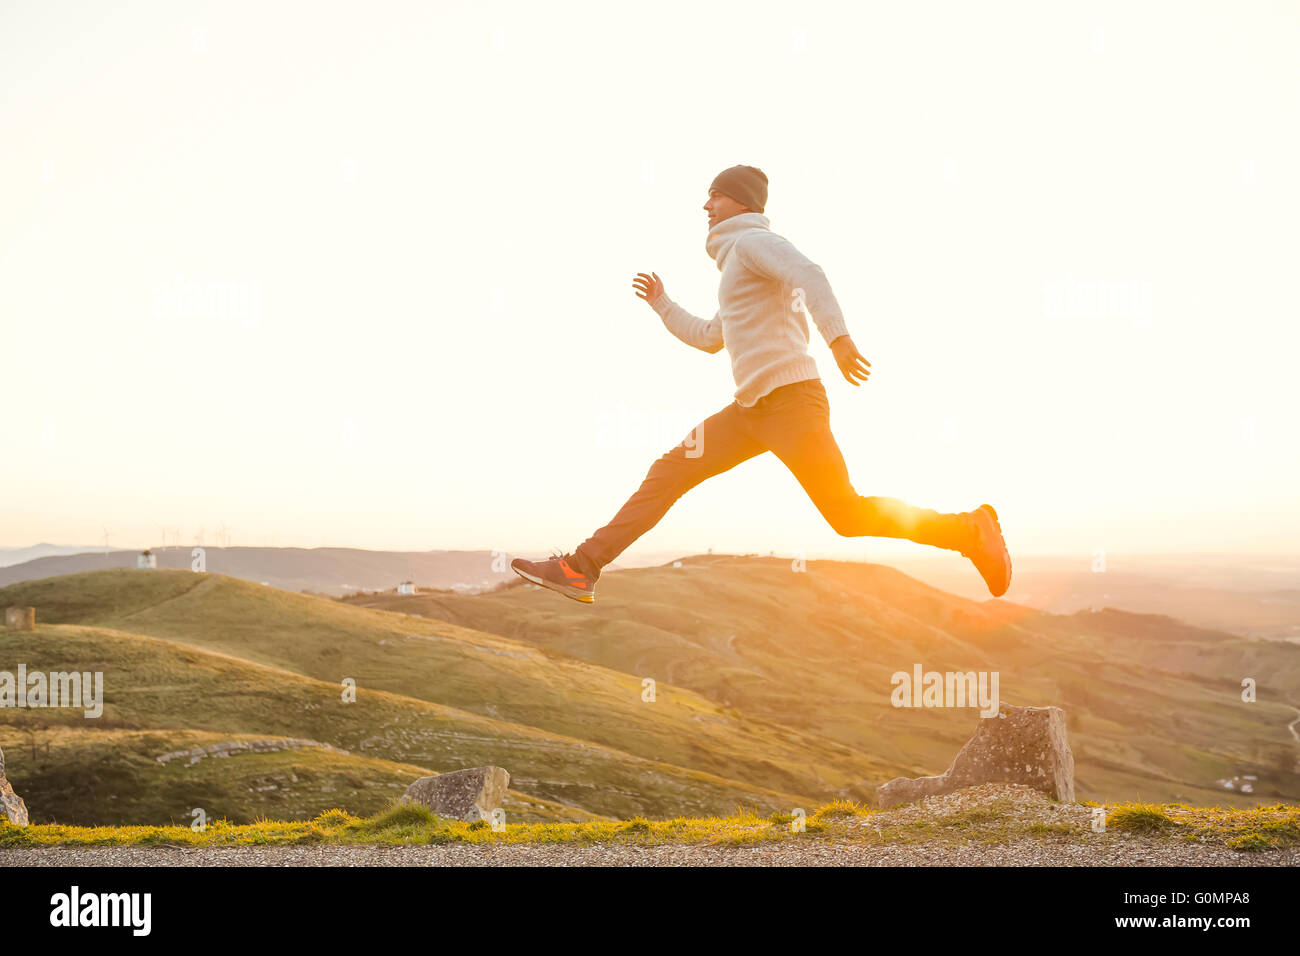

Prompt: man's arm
[734,232,850,346]
[650,293,725,354]
[737,234,871,386]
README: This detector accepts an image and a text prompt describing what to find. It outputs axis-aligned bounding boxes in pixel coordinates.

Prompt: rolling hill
[343,553,1300,809]
[0,569,900,796]
[3,556,1297,827]
[0,614,826,823]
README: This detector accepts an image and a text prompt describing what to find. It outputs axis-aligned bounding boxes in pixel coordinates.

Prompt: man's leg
[750,380,969,551]
[571,401,767,576]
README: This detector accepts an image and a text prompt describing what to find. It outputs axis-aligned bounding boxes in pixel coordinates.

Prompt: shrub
[1107,803,1178,834]
[1226,833,1275,852]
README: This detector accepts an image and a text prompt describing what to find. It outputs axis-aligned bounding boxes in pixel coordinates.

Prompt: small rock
[0,745,30,826]
[401,766,510,822]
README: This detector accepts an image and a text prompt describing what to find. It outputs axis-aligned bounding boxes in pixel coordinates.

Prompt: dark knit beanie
[709,165,768,213]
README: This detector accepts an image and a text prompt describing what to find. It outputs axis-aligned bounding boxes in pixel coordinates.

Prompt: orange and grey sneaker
[960,504,1012,598]
[510,550,599,604]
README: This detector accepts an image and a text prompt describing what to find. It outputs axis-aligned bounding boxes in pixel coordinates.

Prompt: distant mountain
[0,544,116,569]
[0,546,670,596]
[887,553,1300,641]
[7,547,1296,641]
[0,547,523,595]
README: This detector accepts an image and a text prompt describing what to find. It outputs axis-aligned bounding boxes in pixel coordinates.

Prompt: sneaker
[960,504,1012,598]
[510,550,599,604]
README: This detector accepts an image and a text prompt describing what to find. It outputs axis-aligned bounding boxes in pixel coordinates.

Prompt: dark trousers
[573,378,968,575]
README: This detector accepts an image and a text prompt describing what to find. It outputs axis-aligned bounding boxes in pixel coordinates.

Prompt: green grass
[0,804,815,848]
[1026,822,1074,835]
[1106,803,1179,834]
[4,797,1294,852]
[935,799,1015,829]
[1226,833,1275,851]
[812,798,869,820]
[1164,802,1300,849]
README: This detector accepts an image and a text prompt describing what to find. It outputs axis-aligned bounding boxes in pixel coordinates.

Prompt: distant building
[397,581,416,595]
[137,549,157,570]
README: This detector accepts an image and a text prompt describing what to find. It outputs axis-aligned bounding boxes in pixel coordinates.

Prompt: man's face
[703,189,750,228]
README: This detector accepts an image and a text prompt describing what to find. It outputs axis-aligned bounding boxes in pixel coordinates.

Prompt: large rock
[5,606,35,631]
[401,766,509,822]
[0,746,30,827]
[876,703,1075,809]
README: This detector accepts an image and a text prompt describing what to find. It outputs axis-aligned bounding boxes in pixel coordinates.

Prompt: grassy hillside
[344,554,1300,809]
[0,727,597,826]
[0,621,811,821]
[0,570,900,801]
[4,559,1296,827]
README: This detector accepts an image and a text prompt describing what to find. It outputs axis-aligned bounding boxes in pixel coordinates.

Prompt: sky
[2,0,1298,564]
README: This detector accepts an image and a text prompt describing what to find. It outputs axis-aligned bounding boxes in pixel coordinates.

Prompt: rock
[0,745,30,826]
[876,703,1075,809]
[401,766,510,822]
[5,606,35,631]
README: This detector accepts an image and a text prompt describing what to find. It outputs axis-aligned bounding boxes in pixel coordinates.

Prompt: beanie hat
[709,165,768,213]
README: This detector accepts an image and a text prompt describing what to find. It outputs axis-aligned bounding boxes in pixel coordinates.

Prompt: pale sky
[3,0,1298,562]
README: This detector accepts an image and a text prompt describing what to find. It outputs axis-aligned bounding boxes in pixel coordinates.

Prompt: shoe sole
[971,504,1012,598]
[511,564,595,604]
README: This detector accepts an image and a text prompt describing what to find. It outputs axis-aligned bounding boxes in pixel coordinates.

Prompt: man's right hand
[633,272,665,308]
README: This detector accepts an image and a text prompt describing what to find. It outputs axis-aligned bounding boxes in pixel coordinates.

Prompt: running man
[511,164,1011,604]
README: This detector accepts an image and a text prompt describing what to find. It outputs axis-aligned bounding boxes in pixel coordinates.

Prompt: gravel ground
[1,839,1295,867]
[5,784,1293,866]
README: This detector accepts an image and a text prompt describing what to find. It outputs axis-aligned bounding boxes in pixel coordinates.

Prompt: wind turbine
[194,525,205,547]
[102,525,112,555]
[217,521,229,548]
[156,524,168,551]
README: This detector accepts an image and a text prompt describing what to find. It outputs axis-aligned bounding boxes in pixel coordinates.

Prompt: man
[512,164,1011,604]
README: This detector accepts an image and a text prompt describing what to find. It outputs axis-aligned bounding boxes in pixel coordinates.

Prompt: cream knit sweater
[650,212,849,407]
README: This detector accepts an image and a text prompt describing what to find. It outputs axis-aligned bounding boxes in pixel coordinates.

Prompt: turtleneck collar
[705,212,770,271]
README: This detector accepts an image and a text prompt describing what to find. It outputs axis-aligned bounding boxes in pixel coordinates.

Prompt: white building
[397,581,416,595]
[137,549,157,570]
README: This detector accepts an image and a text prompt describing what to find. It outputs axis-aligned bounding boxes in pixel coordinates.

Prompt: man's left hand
[830,335,871,386]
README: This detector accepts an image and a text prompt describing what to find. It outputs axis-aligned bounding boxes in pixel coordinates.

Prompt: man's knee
[818,495,864,537]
